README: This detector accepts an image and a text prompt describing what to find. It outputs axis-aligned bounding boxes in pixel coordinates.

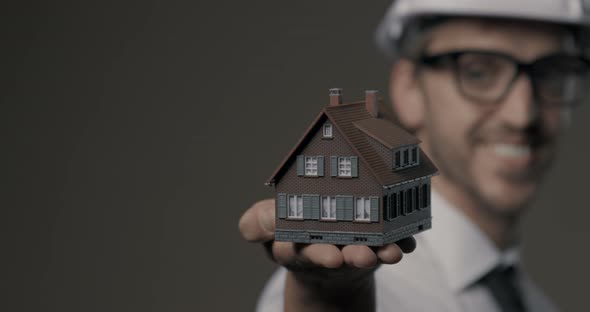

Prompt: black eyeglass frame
[418,50,590,107]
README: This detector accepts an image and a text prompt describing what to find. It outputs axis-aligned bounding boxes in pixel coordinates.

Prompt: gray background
[6,1,589,311]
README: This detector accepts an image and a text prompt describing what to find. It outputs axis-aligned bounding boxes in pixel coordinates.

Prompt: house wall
[276,118,383,234]
[383,177,432,235]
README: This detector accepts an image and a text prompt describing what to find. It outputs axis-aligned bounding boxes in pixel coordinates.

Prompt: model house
[266,88,438,246]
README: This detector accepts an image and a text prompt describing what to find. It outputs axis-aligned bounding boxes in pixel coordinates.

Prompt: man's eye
[460,63,500,86]
[463,66,492,81]
[457,54,507,85]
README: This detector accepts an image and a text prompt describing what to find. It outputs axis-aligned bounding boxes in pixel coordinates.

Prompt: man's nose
[497,74,539,128]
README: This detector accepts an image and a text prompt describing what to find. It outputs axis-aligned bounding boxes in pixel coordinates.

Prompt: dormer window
[323,123,333,138]
[394,146,420,170]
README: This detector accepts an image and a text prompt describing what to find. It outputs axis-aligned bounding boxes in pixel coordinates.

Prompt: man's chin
[479,182,537,218]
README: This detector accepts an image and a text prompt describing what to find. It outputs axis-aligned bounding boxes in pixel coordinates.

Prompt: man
[240,1,590,311]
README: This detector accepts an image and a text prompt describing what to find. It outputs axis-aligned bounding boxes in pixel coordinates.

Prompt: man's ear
[389,58,425,131]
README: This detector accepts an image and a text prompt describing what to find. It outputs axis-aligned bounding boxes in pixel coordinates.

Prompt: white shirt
[256,191,559,312]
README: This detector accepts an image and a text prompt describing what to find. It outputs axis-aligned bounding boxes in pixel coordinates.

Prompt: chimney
[365,90,379,117]
[329,88,343,106]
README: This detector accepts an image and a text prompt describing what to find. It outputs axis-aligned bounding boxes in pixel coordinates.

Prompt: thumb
[239,199,275,242]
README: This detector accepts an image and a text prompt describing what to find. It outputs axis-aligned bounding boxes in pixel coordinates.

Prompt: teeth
[493,144,531,158]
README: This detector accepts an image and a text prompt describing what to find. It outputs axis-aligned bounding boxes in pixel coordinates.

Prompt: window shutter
[351,156,359,177]
[303,195,312,219]
[317,156,324,177]
[336,196,344,220]
[382,195,388,221]
[389,195,394,219]
[343,196,353,221]
[296,155,304,176]
[370,197,379,222]
[277,193,287,219]
[311,195,320,220]
[331,156,338,177]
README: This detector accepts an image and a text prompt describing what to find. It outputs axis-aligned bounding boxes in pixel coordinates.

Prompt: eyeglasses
[419,50,590,107]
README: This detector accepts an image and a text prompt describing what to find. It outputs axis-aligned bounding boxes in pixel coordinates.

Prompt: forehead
[425,18,572,60]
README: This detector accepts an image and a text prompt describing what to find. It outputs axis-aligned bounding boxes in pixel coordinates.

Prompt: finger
[376,244,403,264]
[395,236,417,253]
[298,244,344,269]
[272,241,298,265]
[341,245,378,268]
[238,199,275,242]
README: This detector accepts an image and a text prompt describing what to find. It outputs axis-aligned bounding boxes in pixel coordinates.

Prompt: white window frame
[338,157,352,177]
[412,147,419,165]
[394,146,420,170]
[323,124,333,138]
[321,196,336,220]
[304,156,318,176]
[287,195,303,219]
[355,197,371,221]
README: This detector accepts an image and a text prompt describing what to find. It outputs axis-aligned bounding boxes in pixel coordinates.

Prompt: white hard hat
[376,0,590,58]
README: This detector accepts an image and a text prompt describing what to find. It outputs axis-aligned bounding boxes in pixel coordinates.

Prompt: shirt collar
[422,190,520,293]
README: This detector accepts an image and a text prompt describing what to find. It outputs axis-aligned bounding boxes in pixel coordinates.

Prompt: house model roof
[267,94,437,188]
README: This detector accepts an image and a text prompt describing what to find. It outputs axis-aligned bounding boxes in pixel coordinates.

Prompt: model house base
[275,217,431,246]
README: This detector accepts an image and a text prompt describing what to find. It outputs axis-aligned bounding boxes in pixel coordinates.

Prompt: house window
[414,186,420,210]
[394,145,420,170]
[305,156,318,176]
[399,191,405,216]
[390,193,398,219]
[338,157,352,177]
[321,196,336,220]
[355,197,371,221]
[383,195,389,221]
[323,124,333,138]
[288,195,303,219]
[421,184,429,208]
[403,149,409,166]
[407,189,413,214]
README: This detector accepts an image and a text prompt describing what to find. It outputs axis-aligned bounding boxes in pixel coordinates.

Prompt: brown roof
[267,101,437,187]
[353,118,420,149]
[266,111,329,185]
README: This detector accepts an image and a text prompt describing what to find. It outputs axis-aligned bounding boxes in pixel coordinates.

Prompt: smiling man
[392,17,583,249]
[240,1,590,311]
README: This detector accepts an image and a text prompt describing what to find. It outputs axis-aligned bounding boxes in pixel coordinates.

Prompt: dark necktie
[479,265,526,312]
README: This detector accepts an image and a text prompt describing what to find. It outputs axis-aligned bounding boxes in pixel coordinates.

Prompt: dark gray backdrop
[6,1,589,311]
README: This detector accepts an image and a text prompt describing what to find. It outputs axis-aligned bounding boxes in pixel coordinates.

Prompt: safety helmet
[376,0,590,58]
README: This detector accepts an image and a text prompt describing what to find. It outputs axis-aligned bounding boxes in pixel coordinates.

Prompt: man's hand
[239,199,417,312]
